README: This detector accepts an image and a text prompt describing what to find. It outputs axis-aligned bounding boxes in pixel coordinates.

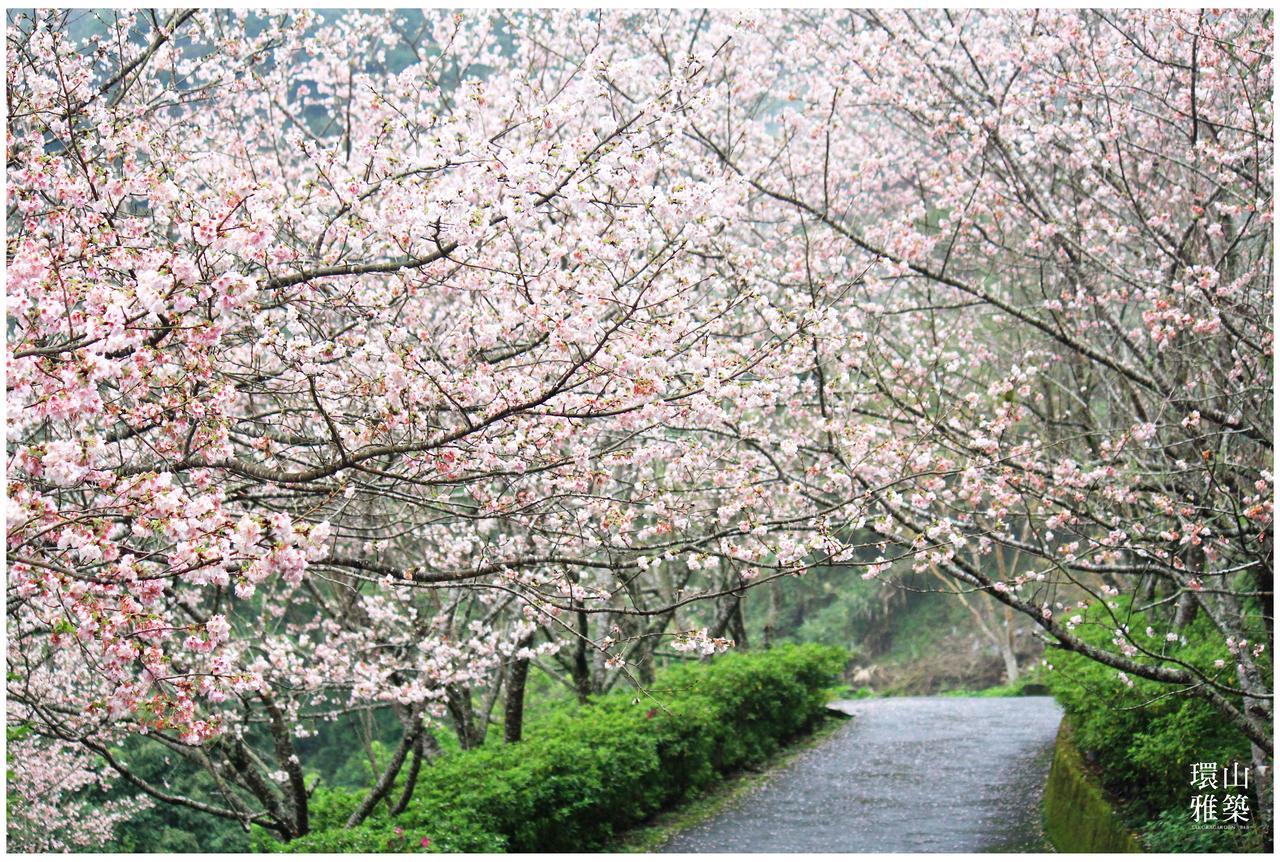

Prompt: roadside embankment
[1042,718,1145,853]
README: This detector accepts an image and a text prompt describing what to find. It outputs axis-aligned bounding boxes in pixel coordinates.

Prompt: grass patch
[940,668,1049,698]
[604,714,853,853]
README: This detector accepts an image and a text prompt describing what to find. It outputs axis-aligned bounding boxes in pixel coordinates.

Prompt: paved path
[661,696,1063,853]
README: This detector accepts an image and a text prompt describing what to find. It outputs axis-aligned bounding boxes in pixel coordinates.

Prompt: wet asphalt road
[661,696,1063,853]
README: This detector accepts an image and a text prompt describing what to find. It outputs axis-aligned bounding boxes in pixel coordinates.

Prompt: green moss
[1043,719,1145,853]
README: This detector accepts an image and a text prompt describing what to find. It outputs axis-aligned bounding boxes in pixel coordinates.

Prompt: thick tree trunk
[1000,640,1020,684]
[1250,741,1273,850]
[227,737,293,838]
[504,634,535,743]
[1000,605,1019,683]
[391,731,440,816]
[259,691,308,837]
[708,593,737,641]
[730,597,749,650]
[391,734,423,816]
[445,685,484,749]
[571,608,592,703]
[634,646,656,684]
[763,581,780,648]
[1173,590,1199,629]
[637,610,676,684]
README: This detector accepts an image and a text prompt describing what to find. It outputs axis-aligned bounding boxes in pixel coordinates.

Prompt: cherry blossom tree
[665,5,1274,824]
[6,6,1272,843]
[467,3,1274,830]
[7,8,857,839]
[6,735,152,852]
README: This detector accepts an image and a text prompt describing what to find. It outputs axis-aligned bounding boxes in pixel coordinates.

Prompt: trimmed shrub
[265,644,846,853]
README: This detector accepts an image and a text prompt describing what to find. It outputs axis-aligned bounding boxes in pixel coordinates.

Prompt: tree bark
[730,596,749,650]
[445,685,484,749]
[258,691,309,837]
[571,608,592,702]
[391,731,440,817]
[346,710,422,827]
[504,633,535,743]
[1001,605,1020,684]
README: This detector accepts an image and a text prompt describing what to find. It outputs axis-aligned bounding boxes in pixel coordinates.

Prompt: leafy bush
[265,644,845,853]
[1046,598,1263,851]
[1141,808,1245,854]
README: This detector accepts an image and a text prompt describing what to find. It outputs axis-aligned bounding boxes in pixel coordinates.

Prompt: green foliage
[1141,808,1243,854]
[1046,598,1262,851]
[104,739,253,852]
[877,592,965,665]
[298,711,406,790]
[607,714,850,852]
[940,666,1047,698]
[269,644,845,853]
[743,556,915,655]
[265,811,507,854]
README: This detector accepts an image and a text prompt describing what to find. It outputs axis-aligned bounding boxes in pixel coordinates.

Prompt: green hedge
[1047,598,1264,852]
[267,644,846,853]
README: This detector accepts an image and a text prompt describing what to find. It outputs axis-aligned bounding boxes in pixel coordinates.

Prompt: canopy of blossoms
[6,8,1271,842]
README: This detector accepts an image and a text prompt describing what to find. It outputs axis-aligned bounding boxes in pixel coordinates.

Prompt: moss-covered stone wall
[1042,718,1145,853]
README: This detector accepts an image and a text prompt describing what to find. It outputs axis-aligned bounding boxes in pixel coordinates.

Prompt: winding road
[661,696,1063,853]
